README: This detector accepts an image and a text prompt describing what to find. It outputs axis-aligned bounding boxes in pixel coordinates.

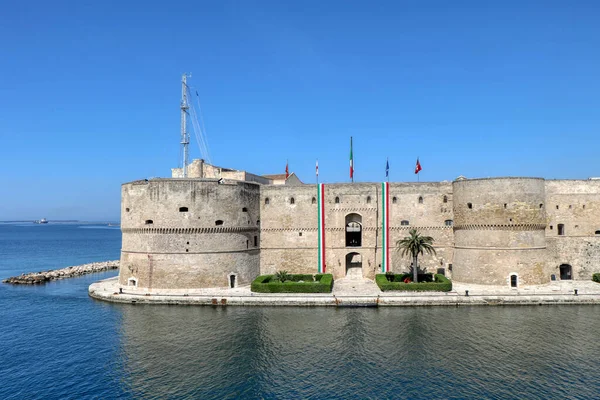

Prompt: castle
[118,158,600,291]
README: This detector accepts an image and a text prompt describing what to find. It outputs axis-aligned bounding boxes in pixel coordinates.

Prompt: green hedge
[593,273,600,283]
[376,273,452,292]
[251,274,333,293]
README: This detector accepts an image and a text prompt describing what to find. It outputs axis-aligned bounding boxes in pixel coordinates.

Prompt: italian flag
[317,183,326,273]
[381,182,390,272]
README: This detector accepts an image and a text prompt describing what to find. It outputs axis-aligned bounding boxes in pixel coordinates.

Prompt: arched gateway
[345,252,362,279]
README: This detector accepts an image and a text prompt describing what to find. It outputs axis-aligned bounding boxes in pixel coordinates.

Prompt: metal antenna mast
[180,73,190,177]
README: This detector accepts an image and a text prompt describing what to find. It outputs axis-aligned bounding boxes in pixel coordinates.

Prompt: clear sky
[1,1,599,221]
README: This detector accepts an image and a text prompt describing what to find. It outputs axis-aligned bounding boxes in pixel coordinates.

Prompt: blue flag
[385,158,389,178]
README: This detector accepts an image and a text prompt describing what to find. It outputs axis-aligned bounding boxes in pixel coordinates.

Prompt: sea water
[1,223,600,399]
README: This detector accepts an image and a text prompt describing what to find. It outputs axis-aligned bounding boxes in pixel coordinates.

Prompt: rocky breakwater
[3,260,119,284]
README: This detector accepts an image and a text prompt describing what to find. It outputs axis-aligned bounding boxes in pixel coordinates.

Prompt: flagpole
[350,136,354,183]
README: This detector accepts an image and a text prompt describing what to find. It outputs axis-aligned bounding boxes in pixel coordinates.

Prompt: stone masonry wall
[452,178,549,285]
[545,180,600,279]
[260,182,454,280]
[120,179,260,289]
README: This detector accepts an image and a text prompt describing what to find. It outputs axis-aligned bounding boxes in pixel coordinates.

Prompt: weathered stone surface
[115,160,600,291]
[3,261,119,284]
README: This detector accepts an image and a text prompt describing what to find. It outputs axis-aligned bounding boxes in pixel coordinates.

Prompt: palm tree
[396,229,436,283]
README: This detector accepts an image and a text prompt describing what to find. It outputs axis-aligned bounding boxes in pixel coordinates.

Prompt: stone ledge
[89,277,600,307]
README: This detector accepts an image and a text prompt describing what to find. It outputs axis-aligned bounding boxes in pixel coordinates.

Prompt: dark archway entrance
[559,264,572,280]
[345,252,362,279]
[345,213,362,247]
[229,274,236,288]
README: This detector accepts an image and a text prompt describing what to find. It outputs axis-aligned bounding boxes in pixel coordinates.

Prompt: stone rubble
[3,260,119,284]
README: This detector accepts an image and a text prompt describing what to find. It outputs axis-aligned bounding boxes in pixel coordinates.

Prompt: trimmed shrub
[593,273,600,283]
[251,274,333,293]
[376,273,452,292]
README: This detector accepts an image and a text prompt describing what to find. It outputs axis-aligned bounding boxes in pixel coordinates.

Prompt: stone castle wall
[259,182,454,280]
[544,180,600,280]
[452,178,549,285]
[120,179,260,289]
[118,174,600,290]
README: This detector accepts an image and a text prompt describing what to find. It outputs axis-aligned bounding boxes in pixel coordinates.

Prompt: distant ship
[34,218,48,224]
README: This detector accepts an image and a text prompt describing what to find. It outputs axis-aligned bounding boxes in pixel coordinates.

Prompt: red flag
[285,161,289,179]
[415,158,422,174]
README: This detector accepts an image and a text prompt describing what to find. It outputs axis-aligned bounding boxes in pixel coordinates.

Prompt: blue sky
[1,1,599,221]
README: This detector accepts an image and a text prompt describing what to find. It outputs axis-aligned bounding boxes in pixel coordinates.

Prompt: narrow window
[126,208,130,212]
[539,203,543,208]
[418,196,423,204]
[145,220,153,225]
[299,232,303,237]
[290,197,295,205]
[246,240,249,249]
[558,224,565,235]
[265,198,270,205]
[550,225,553,230]
[312,197,316,204]
[443,195,448,203]
[504,203,507,209]
[254,236,257,246]
[242,207,248,212]
[401,220,409,226]
[444,219,453,226]
[229,275,236,288]
[179,207,188,212]
[367,196,371,204]
[392,197,397,204]
[467,203,472,209]
[257,220,260,226]
[569,205,572,209]
[335,197,340,204]
[583,205,586,209]
[510,274,518,288]
[215,220,223,226]
[556,205,559,209]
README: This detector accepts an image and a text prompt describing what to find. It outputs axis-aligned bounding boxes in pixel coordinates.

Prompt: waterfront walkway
[89,277,600,307]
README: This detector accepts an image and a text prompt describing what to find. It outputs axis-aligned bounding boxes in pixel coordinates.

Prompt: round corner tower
[118,179,260,290]
[452,177,549,286]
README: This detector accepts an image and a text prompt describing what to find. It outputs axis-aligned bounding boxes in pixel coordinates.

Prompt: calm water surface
[1,223,599,399]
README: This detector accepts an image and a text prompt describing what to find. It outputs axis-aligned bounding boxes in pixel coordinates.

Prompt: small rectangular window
[558,224,565,236]
[254,236,258,246]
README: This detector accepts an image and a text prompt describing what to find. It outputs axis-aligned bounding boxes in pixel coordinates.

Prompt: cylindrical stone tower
[119,179,260,291]
[452,178,548,286]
